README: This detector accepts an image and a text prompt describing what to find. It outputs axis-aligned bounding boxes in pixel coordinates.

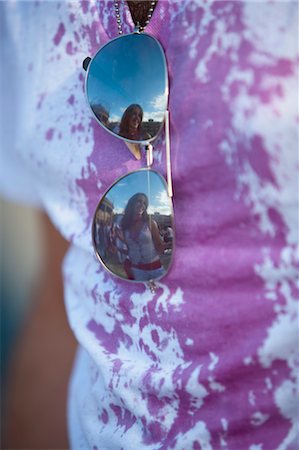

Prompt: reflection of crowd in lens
[93,105,110,126]
[94,193,173,281]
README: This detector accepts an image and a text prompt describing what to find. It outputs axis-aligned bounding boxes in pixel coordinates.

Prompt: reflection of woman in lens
[119,104,150,140]
[120,193,168,281]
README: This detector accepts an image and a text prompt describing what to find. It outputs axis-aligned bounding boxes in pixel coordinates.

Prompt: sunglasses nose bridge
[124,141,142,160]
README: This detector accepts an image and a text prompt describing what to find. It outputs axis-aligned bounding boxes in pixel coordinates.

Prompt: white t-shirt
[1,2,298,448]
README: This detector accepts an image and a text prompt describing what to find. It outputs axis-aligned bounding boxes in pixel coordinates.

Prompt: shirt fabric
[1,1,298,449]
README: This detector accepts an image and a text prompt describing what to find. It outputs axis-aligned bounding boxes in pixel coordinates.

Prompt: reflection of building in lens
[91,104,110,126]
[151,212,172,230]
[94,197,119,264]
[96,197,114,224]
[142,119,161,138]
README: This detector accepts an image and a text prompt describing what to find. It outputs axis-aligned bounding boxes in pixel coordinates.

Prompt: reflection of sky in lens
[87,34,167,122]
[106,171,171,216]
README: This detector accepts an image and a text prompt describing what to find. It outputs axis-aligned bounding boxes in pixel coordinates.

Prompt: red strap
[131,260,162,271]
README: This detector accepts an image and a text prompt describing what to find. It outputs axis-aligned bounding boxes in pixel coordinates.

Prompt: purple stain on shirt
[81,20,102,54]
[53,22,65,46]
[247,135,277,185]
[66,41,76,55]
[109,404,137,432]
[87,318,133,354]
[100,409,109,424]
[81,1,89,15]
[36,93,46,110]
[144,420,164,444]
[45,128,54,140]
[74,31,80,43]
[90,5,97,16]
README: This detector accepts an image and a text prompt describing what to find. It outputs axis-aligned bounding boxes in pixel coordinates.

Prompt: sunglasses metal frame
[84,28,174,287]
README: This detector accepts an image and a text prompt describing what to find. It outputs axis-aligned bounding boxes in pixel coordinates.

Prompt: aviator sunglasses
[83,2,174,289]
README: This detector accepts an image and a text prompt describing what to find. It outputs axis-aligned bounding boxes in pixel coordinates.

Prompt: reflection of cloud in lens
[147,189,172,215]
[148,206,170,215]
[113,207,124,214]
[156,190,169,206]
[143,110,163,122]
[151,93,166,110]
[110,114,120,122]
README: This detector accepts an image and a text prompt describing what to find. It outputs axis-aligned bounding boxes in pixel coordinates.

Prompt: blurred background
[1,199,43,399]
[0,200,77,449]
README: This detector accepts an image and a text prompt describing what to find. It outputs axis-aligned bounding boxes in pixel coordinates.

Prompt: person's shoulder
[148,219,158,231]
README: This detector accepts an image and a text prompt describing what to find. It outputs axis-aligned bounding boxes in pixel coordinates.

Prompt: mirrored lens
[86,34,168,143]
[93,170,174,282]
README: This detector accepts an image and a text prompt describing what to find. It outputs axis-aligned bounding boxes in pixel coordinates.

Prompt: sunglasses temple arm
[165,110,173,198]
